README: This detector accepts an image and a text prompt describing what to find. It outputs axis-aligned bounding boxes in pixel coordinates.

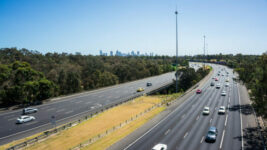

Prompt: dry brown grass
[10,96,164,150]
[83,107,165,150]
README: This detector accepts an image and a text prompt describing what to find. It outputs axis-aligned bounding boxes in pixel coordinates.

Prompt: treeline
[191,53,267,117]
[159,67,210,94]
[0,48,188,107]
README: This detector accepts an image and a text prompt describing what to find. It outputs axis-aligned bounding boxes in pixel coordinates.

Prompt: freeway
[123,64,246,150]
[0,71,177,145]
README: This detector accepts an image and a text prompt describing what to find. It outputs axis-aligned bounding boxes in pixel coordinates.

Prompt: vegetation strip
[1,96,175,150]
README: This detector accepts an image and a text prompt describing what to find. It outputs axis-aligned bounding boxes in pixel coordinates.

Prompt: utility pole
[175,10,178,93]
[203,35,206,69]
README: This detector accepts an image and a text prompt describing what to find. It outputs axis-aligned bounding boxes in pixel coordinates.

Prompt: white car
[221,91,227,96]
[152,143,167,150]
[216,84,221,89]
[203,107,210,115]
[16,115,35,124]
[225,83,230,87]
[22,108,38,114]
[218,106,226,114]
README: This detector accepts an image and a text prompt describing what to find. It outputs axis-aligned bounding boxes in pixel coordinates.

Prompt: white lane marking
[7,117,17,121]
[229,97,231,103]
[75,101,82,104]
[65,110,74,114]
[196,115,199,120]
[200,136,204,143]
[25,121,38,126]
[4,114,15,118]
[237,83,244,150]
[123,92,198,150]
[56,108,65,113]
[46,108,56,112]
[225,115,228,126]
[215,107,217,110]
[210,118,212,123]
[123,70,214,150]
[164,129,170,135]
[220,129,225,149]
[183,132,188,139]
[227,104,230,109]
[86,101,92,105]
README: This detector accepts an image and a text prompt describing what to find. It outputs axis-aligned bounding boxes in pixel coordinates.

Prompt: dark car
[210,82,215,86]
[147,82,152,86]
[205,126,218,142]
[196,89,202,94]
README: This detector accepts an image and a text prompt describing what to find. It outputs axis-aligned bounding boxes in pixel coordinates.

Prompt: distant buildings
[99,50,155,57]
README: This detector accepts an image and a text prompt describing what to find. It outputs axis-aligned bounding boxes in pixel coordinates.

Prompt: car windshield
[220,107,224,110]
[204,108,209,111]
[208,131,216,135]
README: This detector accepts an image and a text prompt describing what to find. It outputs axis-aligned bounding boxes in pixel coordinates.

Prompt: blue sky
[0,0,267,56]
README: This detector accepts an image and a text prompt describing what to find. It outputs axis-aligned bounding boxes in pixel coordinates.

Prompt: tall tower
[203,35,206,69]
[175,10,178,93]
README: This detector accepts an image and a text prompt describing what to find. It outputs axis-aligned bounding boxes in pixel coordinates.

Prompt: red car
[196,89,202,94]
[215,78,218,81]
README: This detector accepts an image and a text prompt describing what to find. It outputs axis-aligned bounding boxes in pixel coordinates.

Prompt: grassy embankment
[1,93,182,150]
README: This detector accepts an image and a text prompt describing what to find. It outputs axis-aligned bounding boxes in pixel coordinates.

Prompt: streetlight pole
[175,10,178,93]
[203,35,206,69]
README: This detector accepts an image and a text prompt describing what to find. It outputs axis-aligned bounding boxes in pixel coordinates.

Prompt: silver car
[221,91,227,96]
[22,108,38,114]
[216,84,221,89]
[16,115,35,124]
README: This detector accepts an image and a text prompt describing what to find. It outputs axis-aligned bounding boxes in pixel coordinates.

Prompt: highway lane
[0,71,177,145]
[125,64,243,150]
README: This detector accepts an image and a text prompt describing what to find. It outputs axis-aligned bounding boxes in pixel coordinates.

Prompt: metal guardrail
[6,82,174,150]
[70,101,167,150]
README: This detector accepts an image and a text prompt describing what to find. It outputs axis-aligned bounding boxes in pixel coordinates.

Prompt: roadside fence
[69,101,166,150]
[6,82,174,150]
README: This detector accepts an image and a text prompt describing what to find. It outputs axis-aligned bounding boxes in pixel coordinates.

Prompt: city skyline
[0,0,266,56]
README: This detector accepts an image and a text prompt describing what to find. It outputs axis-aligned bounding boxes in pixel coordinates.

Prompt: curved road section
[123,64,244,150]
[0,72,176,145]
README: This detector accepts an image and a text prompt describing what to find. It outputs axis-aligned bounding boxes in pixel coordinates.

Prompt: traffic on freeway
[124,63,243,150]
[0,72,177,145]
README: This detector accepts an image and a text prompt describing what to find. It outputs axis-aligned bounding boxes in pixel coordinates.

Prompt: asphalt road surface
[0,71,181,145]
[123,64,253,150]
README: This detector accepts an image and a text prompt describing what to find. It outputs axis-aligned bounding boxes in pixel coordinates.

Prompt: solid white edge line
[225,114,228,127]
[183,132,188,138]
[122,81,208,150]
[220,129,225,149]
[200,136,204,143]
[237,83,244,150]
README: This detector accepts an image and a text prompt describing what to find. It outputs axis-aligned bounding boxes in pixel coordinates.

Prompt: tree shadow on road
[243,127,264,150]
[229,104,265,150]
[229,104,253,116]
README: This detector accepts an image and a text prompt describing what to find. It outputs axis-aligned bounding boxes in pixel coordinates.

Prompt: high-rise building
[131,51,135,56]
[110,51,113,56]
[137,51,140,56]
[99,50,103,56]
